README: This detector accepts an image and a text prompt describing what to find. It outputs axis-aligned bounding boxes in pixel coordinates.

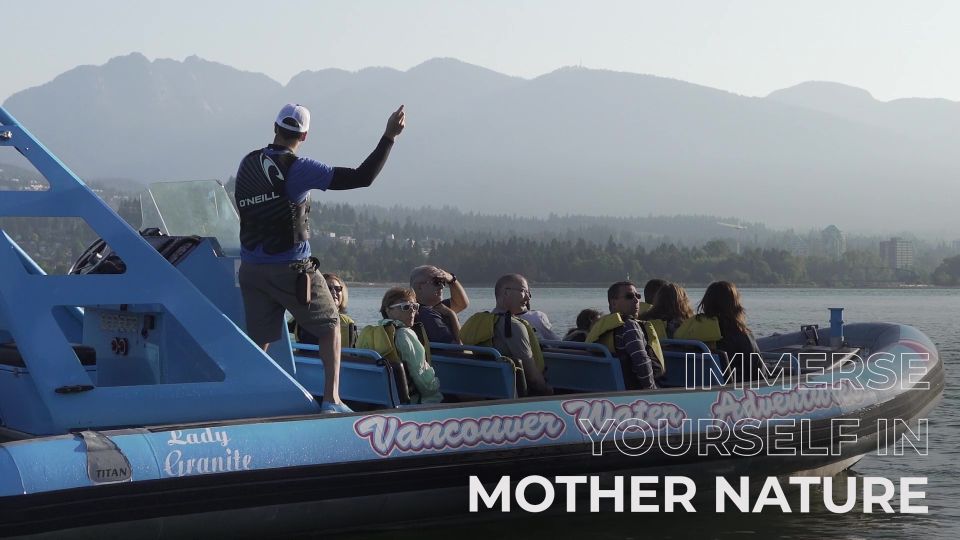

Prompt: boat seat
[429,343,519,399]
[293,345,409,407]
[539,339,625,392]
[658,339,725,388]
[0,343,97,368]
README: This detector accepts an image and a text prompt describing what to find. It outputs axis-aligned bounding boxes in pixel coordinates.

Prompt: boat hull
[1,342,944,538]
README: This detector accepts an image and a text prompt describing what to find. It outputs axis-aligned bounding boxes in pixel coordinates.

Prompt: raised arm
[328,105,405,191]
[441,270,469,313]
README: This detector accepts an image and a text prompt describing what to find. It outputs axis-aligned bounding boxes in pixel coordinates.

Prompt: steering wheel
[69,228,186,275]
[68,238,110,275]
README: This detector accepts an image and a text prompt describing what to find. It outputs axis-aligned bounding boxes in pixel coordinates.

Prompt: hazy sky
[2,0,957,103]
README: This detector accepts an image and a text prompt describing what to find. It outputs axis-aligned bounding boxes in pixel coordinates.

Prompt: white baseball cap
[275,103,311,133]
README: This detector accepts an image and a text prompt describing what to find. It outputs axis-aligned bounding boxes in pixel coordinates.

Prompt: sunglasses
[328,285,344,293]
[388,301,420,312]
[505,287,532,298]
[430,277,447,287]
[622,292,642,300]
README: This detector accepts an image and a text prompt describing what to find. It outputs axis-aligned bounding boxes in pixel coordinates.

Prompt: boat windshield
[140,180,241,255]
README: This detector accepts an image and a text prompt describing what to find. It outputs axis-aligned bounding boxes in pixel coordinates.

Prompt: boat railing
[429,343,519,399]
[539,340,625,392]
[292,344,407,407]
[292,342,523,406]
[659,338,725,388]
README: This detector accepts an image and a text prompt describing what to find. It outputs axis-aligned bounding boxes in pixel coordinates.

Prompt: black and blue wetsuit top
[235,136,394,264]
[236,145,333,264]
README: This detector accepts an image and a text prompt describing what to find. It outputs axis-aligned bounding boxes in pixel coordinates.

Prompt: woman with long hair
[641,283,694,338]
[296,273,358,348]
[697,281,762,381]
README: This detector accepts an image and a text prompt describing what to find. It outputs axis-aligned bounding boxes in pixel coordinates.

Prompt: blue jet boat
[0,106,944,537]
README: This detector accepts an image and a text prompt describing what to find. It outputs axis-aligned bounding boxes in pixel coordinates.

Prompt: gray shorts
[238,261,339,345]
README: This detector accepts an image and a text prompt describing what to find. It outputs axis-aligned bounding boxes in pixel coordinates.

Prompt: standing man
[236,103,405,413]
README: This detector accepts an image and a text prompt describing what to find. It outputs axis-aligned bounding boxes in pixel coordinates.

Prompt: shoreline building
[879,237,914,270]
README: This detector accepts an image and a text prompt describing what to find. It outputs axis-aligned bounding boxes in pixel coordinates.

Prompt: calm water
[338,287,958,539]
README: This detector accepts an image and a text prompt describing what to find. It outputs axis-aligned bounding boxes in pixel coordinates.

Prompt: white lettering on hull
[162,428,253,477]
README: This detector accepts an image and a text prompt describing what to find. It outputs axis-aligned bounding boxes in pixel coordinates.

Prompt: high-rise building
[879,237,914,270]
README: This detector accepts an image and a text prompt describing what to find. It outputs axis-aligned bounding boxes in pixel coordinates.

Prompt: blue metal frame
[0,106,318,435]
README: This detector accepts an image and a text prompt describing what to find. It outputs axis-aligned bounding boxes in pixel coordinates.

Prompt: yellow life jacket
[673,315,722,349]
[461,311,545,372]
[339,313,358,348]
[356,321,432,366]
[586,313,665,374]
[649,319,668,343]
[293,313,357,349]
[638,302,653,317]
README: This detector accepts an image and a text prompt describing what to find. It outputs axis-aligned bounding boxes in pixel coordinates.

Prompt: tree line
[312,235,940,287]
[1,177,958,286]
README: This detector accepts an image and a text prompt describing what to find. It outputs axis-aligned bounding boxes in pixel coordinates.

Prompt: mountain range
[3,53,957,235]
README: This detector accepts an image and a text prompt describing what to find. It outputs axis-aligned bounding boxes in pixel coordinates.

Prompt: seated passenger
[697,281,762,382]
[519,297,561,341]
[460,274,553,396]
[640,283,694,339]
[640,278,668,316]
[410,265,469,344]
[357,287,443,404]
[585,281,662,389]
[296,273,357,348]
[562,308,602,342]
